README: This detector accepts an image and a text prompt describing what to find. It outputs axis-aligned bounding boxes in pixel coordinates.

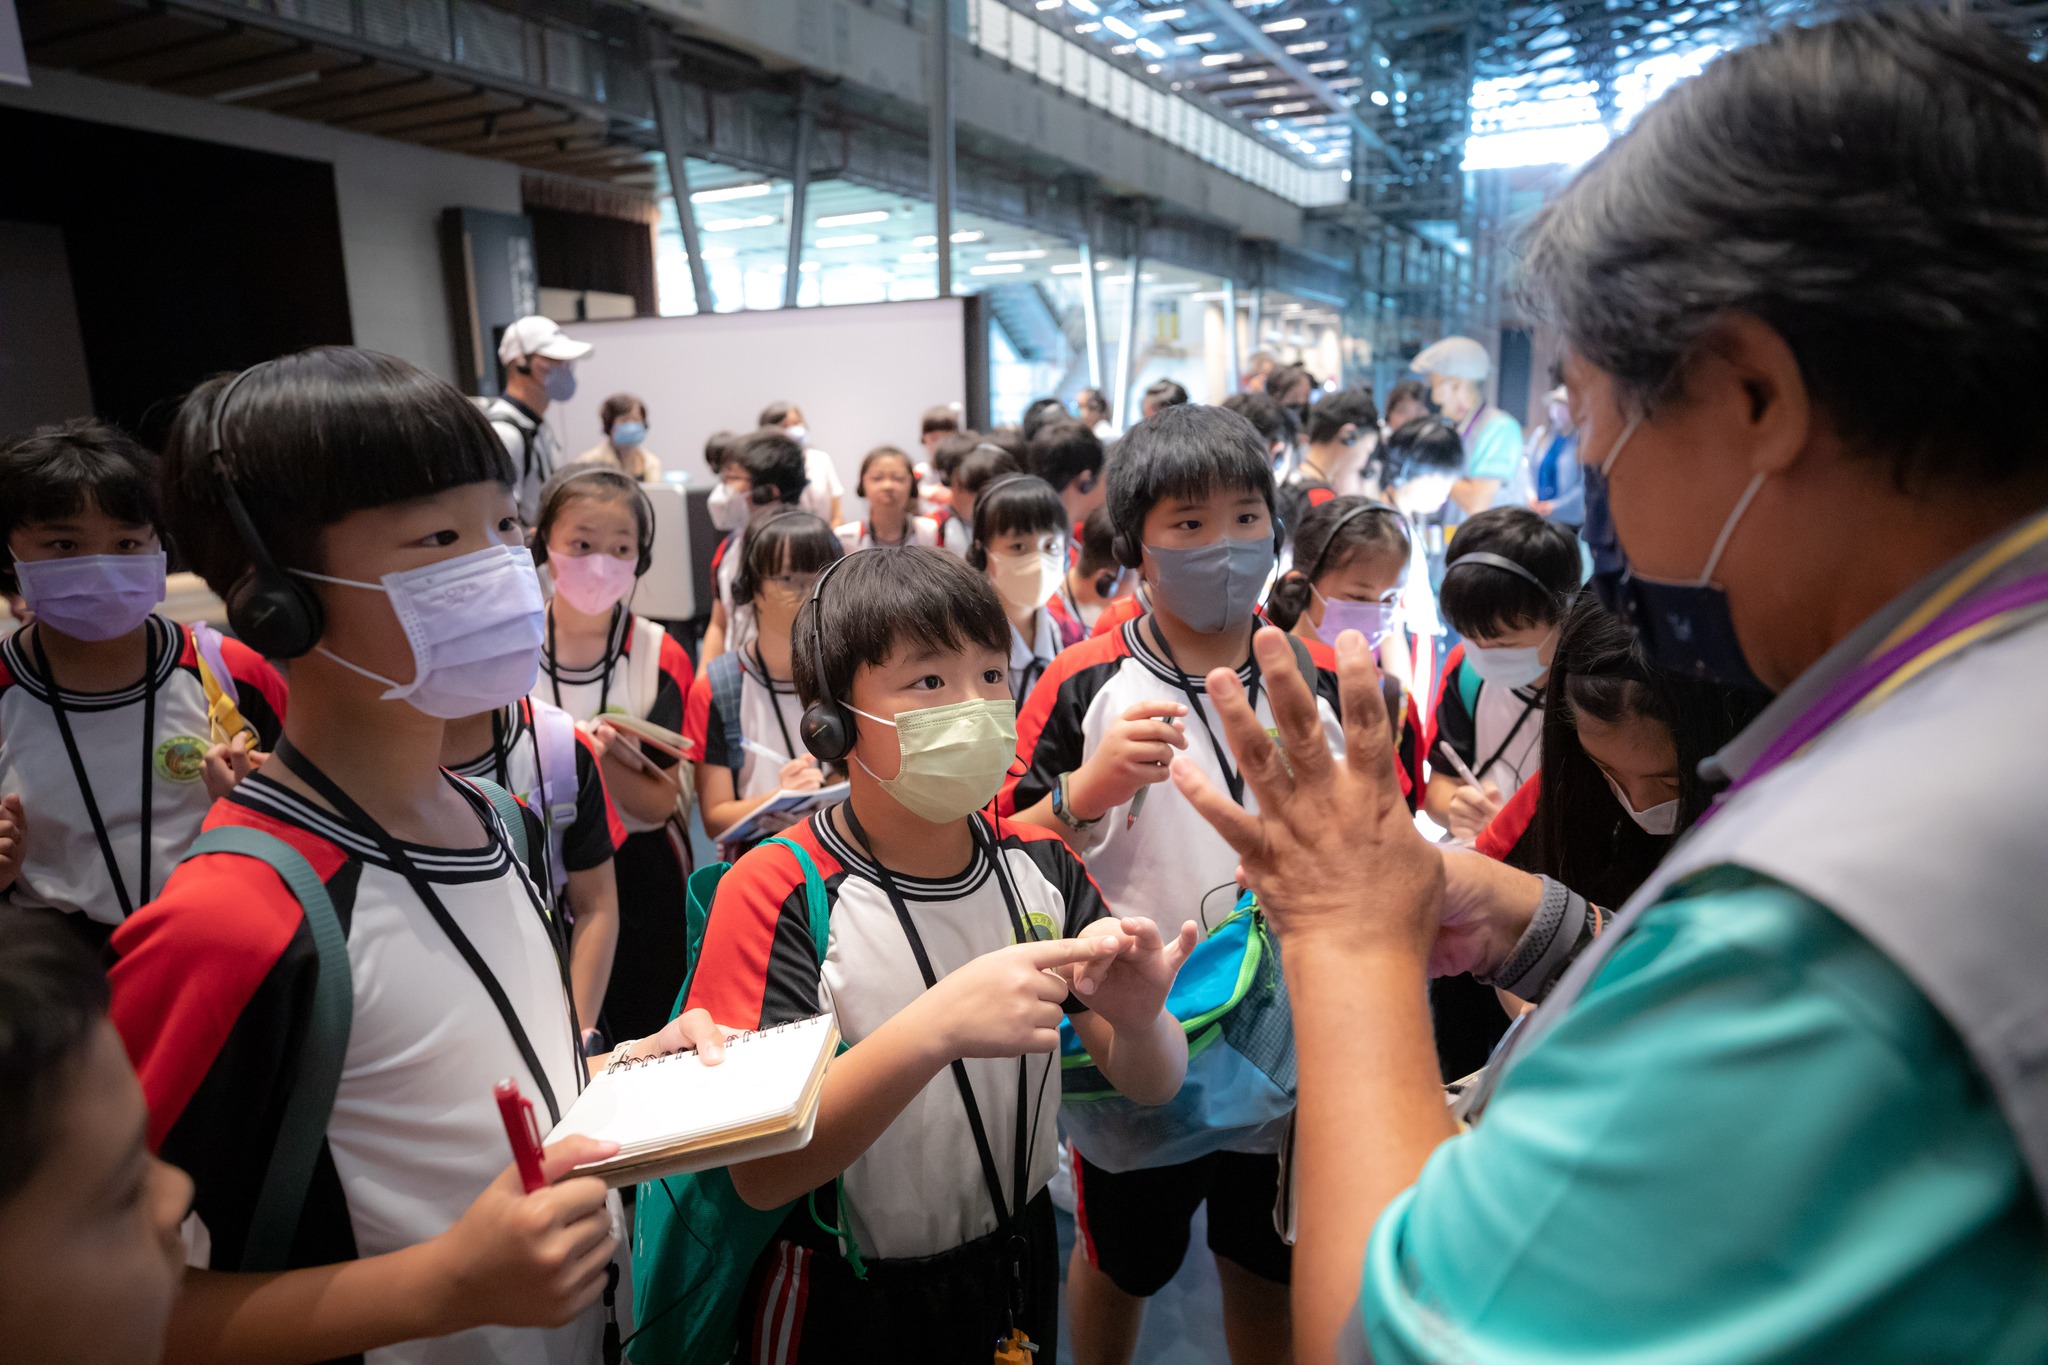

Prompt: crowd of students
[8,16,2045,1362]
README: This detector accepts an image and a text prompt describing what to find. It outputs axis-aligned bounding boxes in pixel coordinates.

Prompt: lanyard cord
[839,801,1038,1329]
[1145,618,1260,807]
[273,740,580,1123]
[1474,688,1541,788]
[547,604,623,716]
[34,621,158,918]
[748,648,802,760]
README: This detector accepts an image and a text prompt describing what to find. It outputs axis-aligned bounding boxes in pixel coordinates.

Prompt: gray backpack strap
[464,775,534,880]
[183,826,352,1272]
[708,652,748,776]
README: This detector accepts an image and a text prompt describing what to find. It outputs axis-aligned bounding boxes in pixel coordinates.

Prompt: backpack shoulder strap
[763,835,831,966]
[527,701,579,893]
[627,616,666,720]
[708,652,748,775]
[464,775,534,879]
[181,826,352,1272]
[1456,654,1483,716]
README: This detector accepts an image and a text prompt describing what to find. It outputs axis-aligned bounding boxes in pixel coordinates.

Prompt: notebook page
[548,1015,834,1151]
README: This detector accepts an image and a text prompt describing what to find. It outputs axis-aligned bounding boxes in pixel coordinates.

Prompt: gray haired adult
[1175,13,2048,1364]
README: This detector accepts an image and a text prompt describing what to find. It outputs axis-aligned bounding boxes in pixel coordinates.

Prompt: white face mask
[296,544,546,720]
[989,547,1064,616]
[1601,770,1680,835]
[785,424,809,445]
[1466,641,1549,689]
[708,480,748,531]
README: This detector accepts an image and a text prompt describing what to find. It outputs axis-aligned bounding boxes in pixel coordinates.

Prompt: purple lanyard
[1713,569,2048,813]
[1459,406,1487,441]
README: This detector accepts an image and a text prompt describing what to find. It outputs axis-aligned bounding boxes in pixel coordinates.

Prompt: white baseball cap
[498,315,594,369]
[1410,336,1490,382]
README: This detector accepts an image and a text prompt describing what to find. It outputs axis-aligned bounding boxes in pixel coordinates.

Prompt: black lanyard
[546,604,623,717]
[274,741,580,1124]
[1475,689,1541,789]
[840,802,1039,1329]
[748,648,802,760]
[1145,618,1261,807]
[865,520,911,549]
[34,622,158,919]
[1014,617,1050,704]
[484,703,562,896]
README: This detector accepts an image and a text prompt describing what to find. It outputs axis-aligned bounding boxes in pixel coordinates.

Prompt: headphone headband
[1443,549,1552,595]
[207,363,326,659]
[797,548,868,763]
[1300,499,1402,585]
[538,465,658,575]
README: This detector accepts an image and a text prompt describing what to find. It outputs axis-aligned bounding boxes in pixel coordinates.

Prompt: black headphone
[1111,509,1286,573]
[964,474,1042,572]
[210,365,327,660]
[531,466,657,577]
[1296,499,1404,586]
[797,549,866,763]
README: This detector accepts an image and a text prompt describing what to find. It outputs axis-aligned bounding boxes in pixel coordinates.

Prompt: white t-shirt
[800,447,844,522]
[1008,610,1065,706]
[834,516,940,554]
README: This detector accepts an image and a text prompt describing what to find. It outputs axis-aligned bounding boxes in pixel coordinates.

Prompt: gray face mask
[1143,533,1275,633]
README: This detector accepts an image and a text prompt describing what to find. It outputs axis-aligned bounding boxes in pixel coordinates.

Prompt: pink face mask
[549,551,638,615]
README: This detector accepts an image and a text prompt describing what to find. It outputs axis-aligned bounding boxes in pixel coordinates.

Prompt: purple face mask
[1312,588,1395,650]
[15,551,167,641]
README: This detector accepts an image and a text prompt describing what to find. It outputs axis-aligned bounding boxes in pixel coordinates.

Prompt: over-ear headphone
[965,474,1035,572]
[210,365,327,660]
[798,549,866,763]
[1300,500,1403,586]
[1109,508,1287,572]
[531,466,657,576]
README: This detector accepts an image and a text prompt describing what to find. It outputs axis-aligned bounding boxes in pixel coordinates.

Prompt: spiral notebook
[546,1014,839,1186]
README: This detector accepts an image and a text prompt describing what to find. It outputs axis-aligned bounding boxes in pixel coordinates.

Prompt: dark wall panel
[527,204,656,319]
[0,105,352,443]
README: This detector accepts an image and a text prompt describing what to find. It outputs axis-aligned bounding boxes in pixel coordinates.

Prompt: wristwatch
[1052,771,1104,832]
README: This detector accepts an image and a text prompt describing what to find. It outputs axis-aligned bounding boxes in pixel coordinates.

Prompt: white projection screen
[556,296,989,507]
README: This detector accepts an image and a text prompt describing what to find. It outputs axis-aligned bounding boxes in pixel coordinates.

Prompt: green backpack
[177,778,536,1271]
[627,835,838,1365]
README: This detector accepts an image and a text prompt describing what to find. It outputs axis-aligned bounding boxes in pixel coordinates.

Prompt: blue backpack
[1058,891,1295,1172]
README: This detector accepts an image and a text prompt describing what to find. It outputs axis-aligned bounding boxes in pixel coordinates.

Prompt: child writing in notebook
[0,421,286,948]
[529,466,697,1046]
[108,346,726,1365]
[690,510,842,846]
[1003,402,1349,1365]
[678,547,1195,1363]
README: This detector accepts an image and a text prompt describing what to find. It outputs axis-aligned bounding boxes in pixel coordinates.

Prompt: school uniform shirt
[444,698,626,885]
[1429,644,1543,798]
[683,813,1106,1261]
[800,448,845,523]
[484,395,562,527]
[1008,610,1066,705]
[683,656,808,799]
[1001,618,1345,940]
[834,516,940,554]
[107,772,615,1365]
[1088,589,1147,639]
[934,508,973,558]
[0,615,286,926]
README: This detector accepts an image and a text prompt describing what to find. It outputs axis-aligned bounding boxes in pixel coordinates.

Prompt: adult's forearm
[167,1247,454,1365]
[1282,940,1456,1365]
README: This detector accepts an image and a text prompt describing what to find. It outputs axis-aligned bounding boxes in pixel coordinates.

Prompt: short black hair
[1107,403,1275,552]
[857,445,918,508]
[705,429,741,474]
[0,421,161,596]
[1371,416,1463,488]
[530,465,651,569]
[931,431,983,484]
[1307,388,1379,446]
[953,444,1020,501]
[1221,392,1293,450]
[0,910,110,1205]
[1384,378,1433,415]
[164,347,512,597]
[1519,10,2048,493]
[1440,506,1582,639]
[1076,501,1118,574]
[967,475,1067,570]
[1143,379,1189,411]
[1267,496,1409,632]
[1077,387,1109,420]
[1025,420,1104,494]
[983,427,1029,463]
[1020,397,1070,443]
[733,428,809,508]
[921,405,961,437]
[599,393,646,433]
[735,510,843,608]
[758,400,800,428]
[1267,364,1316,402]
[793,547,1009,713]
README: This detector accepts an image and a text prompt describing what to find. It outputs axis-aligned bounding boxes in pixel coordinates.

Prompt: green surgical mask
[849,696,1019,824]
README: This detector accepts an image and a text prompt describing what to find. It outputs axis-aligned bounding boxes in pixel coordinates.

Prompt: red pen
[494,1078,547,1193]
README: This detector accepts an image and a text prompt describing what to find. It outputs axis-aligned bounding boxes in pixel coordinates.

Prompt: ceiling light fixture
[815,210,889,228]
[1227,68,1271,82]
[1103,14,1137,37]
[1141,6,1185,19]
[985,249,1047,261]
[691,183,773,203]
[1285,40,1327,53]
[1176,30,1216,42]
[970,263,1027,276]
[702,214,778,231]
[1260,16,1306,31]
[815,234,879,248]
[1201,52,1246,65]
